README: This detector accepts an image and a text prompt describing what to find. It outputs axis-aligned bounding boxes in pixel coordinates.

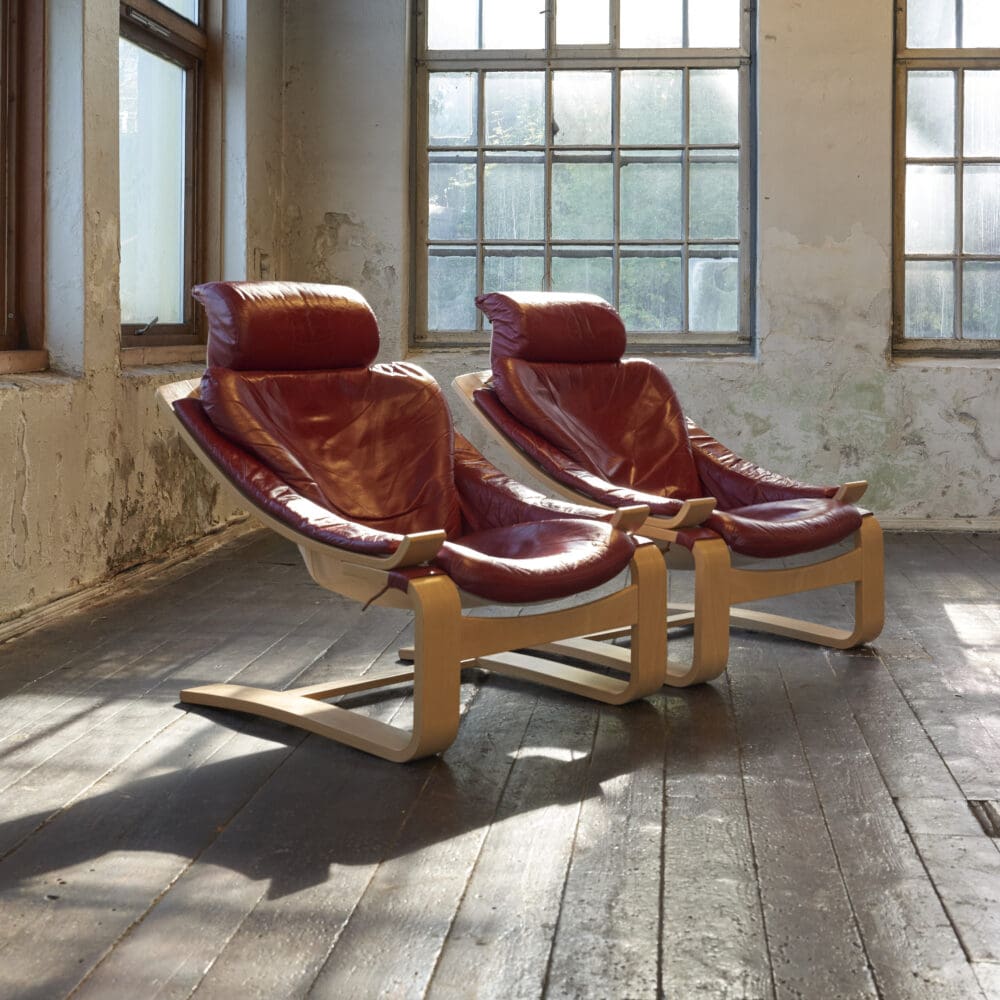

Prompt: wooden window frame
[893,1,1000,356]
[412,0,755,353]
[119,0,206,349]
[1,0,45,366]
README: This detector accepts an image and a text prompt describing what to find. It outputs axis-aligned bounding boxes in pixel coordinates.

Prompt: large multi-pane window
[119,1,205,346]
[414,0,754,350]
[896,0,1000,353]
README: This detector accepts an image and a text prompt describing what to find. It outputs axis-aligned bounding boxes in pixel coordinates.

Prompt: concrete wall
[280,0,999,525]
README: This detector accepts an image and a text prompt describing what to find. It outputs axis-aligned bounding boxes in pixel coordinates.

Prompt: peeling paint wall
[279,0,998,525]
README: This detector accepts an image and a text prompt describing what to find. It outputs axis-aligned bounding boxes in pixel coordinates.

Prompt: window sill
[892,354,1000,370]
[0,350,48,374]
[120,344,205,368]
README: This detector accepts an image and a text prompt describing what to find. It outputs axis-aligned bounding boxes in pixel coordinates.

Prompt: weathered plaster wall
[279,0,998,526]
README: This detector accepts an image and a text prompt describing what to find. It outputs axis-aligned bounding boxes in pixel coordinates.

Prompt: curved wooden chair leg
[181,575,464,762]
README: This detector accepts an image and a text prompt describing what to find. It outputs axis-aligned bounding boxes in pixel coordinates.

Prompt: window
[1,0,44,364]
[119,1,206,347]
[414,0,754,350]
[895,0,1000,353]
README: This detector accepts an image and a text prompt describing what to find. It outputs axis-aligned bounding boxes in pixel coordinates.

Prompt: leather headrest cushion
[193,281,380,371]
[476,291,627,365]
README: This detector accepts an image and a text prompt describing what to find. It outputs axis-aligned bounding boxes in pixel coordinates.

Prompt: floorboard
[0,529,997,998]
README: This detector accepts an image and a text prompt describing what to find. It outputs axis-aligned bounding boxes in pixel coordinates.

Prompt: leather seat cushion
[434,519,636,603]
[200,363,464,538]
[492,355,703,499]
[704,499,863,558]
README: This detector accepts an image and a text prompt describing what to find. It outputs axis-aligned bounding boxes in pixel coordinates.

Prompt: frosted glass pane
[690,256,738,332]
[621,71,682,145]
[557,0,609,44]
[428,154,477,240]
[485,73,545,145]
[905,261,954,338]
[119,39,186,325]
[690,69,739,145]
[905,165,955,253]
[553,72,612,145]
[427,0,478,48]
[906,71,955,157]
[962,0,1000,46]
[907,0,956,47]
[483,0,544,48]
[690,157,739,240]
[620,255,682,331]
[159,0,198,22]
[428,253,477,330]
[963,165,1000,254]
[483,250,545,293]
[484,153,545,240]
[552,156,613,238]
[429,73,477,146]
[620,155,683,239]
[621,0,682,47]
[964,72,1000,156]
[688,0,740,47]
[963,263,1000,338]
[551,249,614,303]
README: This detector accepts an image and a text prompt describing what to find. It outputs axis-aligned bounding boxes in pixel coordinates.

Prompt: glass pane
[907,0,956,47]
[428,153,477,241]
[964,71,1000,157]
[905,164,955,253]
[690,69,739,145]
[690,255,738,331]
[429,73,477,147]
[553,71,612,145]
[158,0,199,22]
[963,165,1000,254]
[620,255,682,331]
[905,261,954,338]
[688,0,740,47]
[428,253,477,330]
[620,154,683,239]
[621,0,682,47]
[483,0,545,48]
[963,0,1000,47]
[963,262,1000,338]
[485,72,545,146]
[484,152,545,239]
[427,0,479,48]
[484,249,545,293]
[689,155,739,240]
[551,248,614,303]
[119,38,186,325]
[621,71,683,145]
[552,155,613,238]
[906,71,955,158]
[557,0,609,44]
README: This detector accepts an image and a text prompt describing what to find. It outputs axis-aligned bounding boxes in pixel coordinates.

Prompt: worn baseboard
[879,517,1000,532]
[0,516,256,646]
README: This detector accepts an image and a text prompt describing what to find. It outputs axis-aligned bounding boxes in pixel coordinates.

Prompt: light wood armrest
[342,530,446,570]
[652,496,716,530]
[834,481,868,503]
[610,505,649,532]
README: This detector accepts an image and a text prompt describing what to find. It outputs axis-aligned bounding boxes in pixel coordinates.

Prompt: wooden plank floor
[1,530,999,999]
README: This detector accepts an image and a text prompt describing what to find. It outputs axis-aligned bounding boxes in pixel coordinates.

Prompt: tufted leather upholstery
[477,291,863,558]
[187,282,640,603]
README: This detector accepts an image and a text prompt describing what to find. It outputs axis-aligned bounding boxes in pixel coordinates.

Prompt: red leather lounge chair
[157,282,667,761]
[454,291,884,687]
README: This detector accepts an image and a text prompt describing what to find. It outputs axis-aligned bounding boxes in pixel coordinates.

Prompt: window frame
[893,1,1000,356]
[412,0,755,353]
[118,0,206,349]
[1,0,45,362]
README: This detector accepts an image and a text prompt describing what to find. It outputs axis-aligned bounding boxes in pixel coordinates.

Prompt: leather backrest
[477,291,626,367]
[491,356,702,499]
[200,362,464,536]
[193,281,380,371]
